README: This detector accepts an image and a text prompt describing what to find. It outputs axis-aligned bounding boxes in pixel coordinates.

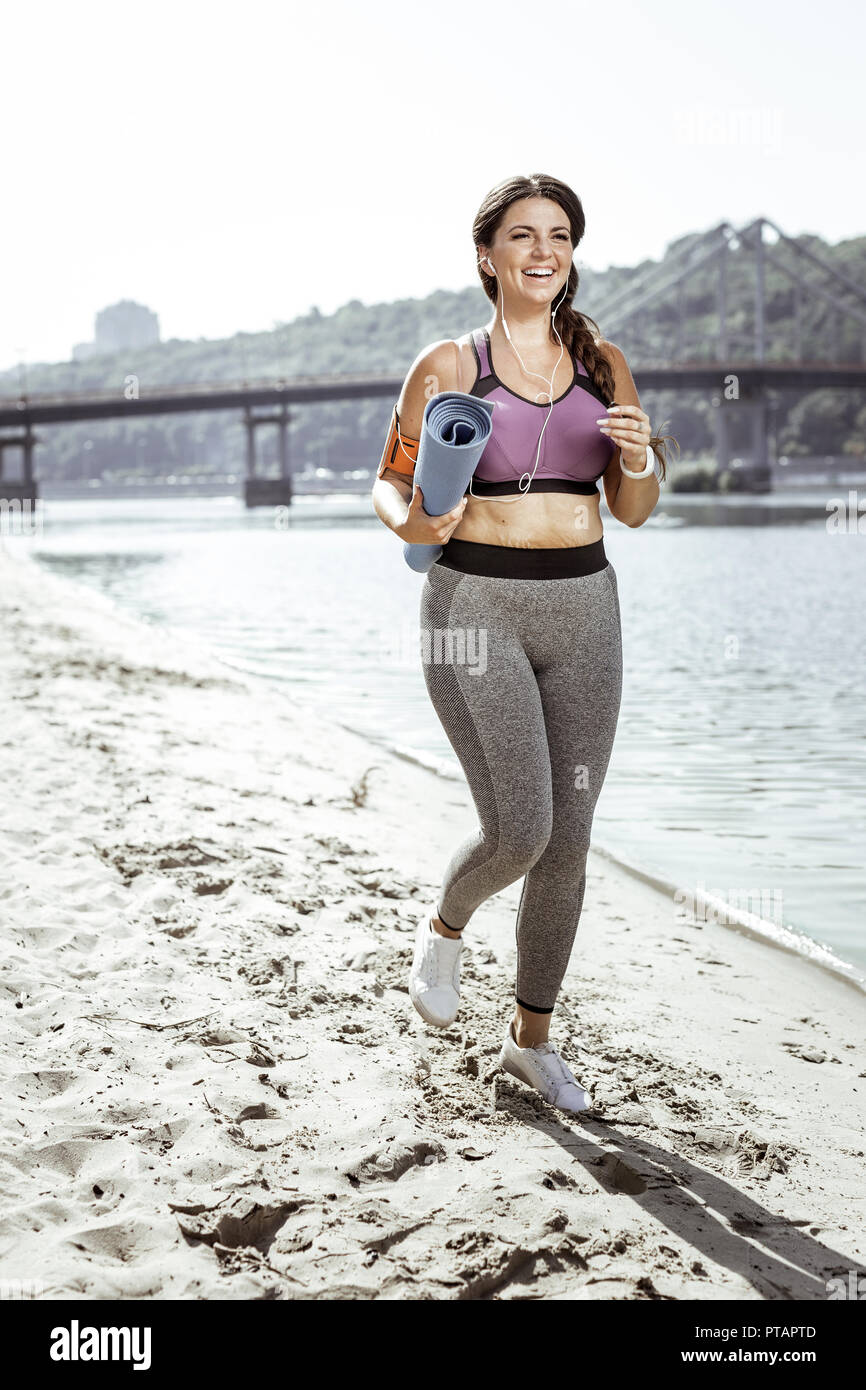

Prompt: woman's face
[481,196,573,306]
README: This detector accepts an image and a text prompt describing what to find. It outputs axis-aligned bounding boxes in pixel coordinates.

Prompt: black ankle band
[515,994,554,1015]
[435,906,463,933]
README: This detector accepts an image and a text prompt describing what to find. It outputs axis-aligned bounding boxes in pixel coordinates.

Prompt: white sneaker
[408,912,462,1026]
[499,1020,594,1114]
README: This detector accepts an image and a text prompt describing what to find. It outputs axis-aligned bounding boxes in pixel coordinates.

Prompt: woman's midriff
[445,332,607,550]
[450,488,603,550]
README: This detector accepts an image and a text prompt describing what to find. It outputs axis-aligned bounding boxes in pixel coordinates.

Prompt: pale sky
[2,0,863,373]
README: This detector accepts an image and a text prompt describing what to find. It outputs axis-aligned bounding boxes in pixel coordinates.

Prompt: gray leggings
[419,543,622,1013]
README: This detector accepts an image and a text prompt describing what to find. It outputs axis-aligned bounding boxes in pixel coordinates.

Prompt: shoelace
[531,1041,582,1098]
[426,925,460,987]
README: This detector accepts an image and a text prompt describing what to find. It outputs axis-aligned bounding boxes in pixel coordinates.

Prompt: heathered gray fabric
[419,560,622,1012]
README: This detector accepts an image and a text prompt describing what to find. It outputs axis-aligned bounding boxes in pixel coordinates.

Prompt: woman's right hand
[396,484,468,545]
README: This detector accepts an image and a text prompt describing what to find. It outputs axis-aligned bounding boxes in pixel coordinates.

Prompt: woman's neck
[486,303,558,351]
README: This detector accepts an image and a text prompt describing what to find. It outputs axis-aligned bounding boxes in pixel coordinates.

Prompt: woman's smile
[517,264,564,292]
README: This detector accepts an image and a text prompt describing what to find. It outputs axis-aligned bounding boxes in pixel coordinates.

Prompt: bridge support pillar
[242,405,294,508]
[745,391,772,493]
[726,387,771,493]
[278,405,289,479]
[713,398,731,477]
[244,407,256,481]
[244,476,294,506]
[751,393,770,487]
[0,429,40,504]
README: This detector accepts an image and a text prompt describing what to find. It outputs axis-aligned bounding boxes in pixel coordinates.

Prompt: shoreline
[1,543,864,1300]
[9,531,863,995]
[334,721,866,998]
[5,487,840,530]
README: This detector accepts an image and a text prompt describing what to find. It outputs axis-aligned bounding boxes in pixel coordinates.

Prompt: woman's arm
[371,340,469,543]
[598,340,660,528]
[372,463,414,531]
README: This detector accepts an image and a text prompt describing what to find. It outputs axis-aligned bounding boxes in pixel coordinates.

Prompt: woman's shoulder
[595,337,624,368]
[405,335,477,395]
[413,333,476,364]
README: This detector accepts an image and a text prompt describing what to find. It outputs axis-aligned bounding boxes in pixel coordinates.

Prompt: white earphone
[472,251,570,499]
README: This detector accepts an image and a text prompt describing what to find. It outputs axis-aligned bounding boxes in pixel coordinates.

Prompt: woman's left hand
[596,404,651,471]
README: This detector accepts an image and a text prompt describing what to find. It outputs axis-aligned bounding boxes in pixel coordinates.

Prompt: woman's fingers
[597,405,649,443]
[442,505,466,539]
[404,483,466,541]
[439,498,467,529]
[597,411,646,428]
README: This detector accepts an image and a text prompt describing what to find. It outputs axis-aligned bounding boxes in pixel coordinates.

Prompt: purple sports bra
[467,327,615,495]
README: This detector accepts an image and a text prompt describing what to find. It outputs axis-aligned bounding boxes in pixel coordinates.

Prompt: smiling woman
[373,177,675,550]
[371,172,679,1116]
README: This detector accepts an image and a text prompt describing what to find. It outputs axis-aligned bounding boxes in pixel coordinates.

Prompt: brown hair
[473,173,675,481]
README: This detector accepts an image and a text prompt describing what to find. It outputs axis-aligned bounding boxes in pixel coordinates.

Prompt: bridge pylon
[0,424,40,504]
[242,403,294,507]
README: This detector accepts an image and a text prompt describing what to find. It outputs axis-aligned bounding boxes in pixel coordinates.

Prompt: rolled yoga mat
[402,391,495,573]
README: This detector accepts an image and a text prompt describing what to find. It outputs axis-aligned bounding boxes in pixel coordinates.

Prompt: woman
[371,173,673,1116]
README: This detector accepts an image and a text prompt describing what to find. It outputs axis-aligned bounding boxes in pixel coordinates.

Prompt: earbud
[482,257,513,338]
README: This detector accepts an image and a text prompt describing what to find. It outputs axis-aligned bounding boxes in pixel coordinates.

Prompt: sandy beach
[0,542,864,1303]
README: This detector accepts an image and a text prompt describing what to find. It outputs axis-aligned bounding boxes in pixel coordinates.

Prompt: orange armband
[376,404,420,479]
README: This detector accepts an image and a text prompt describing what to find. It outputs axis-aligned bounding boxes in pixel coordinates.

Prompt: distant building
[72,300,160,361]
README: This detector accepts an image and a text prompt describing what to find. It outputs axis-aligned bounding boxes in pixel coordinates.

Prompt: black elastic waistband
[435,536,608,580]
[468,477,599,496]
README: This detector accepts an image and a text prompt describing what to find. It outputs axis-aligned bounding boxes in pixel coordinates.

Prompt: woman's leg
[419,564,553,932]
[511,563,623,1041]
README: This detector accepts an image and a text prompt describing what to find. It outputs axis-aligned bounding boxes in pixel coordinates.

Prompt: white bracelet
[620,444,655,479]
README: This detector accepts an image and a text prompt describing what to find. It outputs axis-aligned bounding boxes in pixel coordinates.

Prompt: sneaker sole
[409,978,459,1028]
[498,1050,532,1087]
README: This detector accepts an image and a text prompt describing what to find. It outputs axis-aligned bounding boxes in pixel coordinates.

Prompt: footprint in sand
[343,1135,446,1185]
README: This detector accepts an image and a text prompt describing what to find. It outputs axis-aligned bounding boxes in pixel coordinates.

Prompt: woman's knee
[498,820,552,875]
[547,818,593,869]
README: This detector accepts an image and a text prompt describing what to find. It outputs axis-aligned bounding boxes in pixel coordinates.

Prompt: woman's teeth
[523,269,554,279]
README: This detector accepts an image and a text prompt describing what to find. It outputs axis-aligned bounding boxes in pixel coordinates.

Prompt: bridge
[1,217,864,505]
[0,373,404,508]
[590,215,866,491]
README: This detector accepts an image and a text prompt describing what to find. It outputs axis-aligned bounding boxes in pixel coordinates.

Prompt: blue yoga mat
[402,391,495,573]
